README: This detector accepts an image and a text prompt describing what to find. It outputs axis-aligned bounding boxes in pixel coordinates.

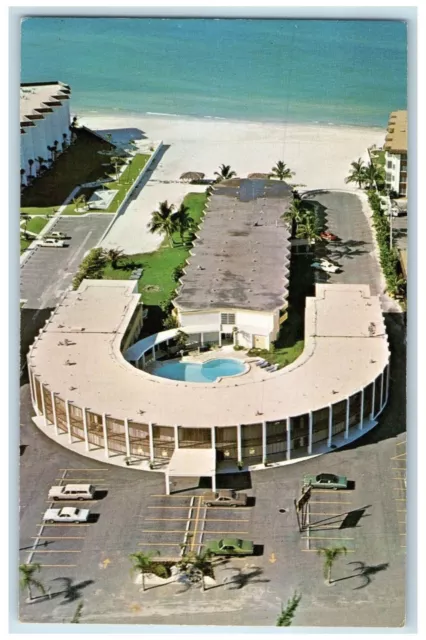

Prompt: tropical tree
[20,168,26,187]
[149,200,178,247]
[270,161,295,181]
[176,549,213,592]
[28,159,34,177]
[214,164,237,182]
[296,212,321,244]
[129,550,166,592]
[317,546,347,585]
[386,273,406,299]
[345,158,367,189]
[362,161,385,190]
[62,132,68,150]
[110,155,126,182]
[104,248,125,269]
[173,204,194,244]
[175,329,190,349]
[19,563,46,602]
[276,591,302,626]
[282,199,307,237]
[35,156,45,176]
[72,194,87,212]
[47,145,54,163]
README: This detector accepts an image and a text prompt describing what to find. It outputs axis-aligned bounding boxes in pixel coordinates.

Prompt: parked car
[37,238,68,248]
[320,231,338,241]
[311,260,339,274]
[303,472,348,490]
[202,489,248,507]
[204,538,254,556]
[43,507,90,523]
[48,231,69,239]
[48,484,95,501]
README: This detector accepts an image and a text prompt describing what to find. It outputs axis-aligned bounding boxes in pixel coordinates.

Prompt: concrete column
[65,400,72,443]
[165,473,171,496]
[211,426,216,452]
[32,371,41,415]
[385,363,390,405]
[359,388,364,431]
[308,412,313,454]
[174,425,179,450]
[345,398,350,439]
[262,422,267,462]
[201,332,204,347]
[328,405,333,447]
[286,418,291,461]
[148,423,154,462]
[40,384,47,427]
[237,424,242,462]
[51,391,59,436]
[218,332,222,347]
[380,370,385,410]
[81,407,89,451]
[136,357,140,370]
[124,418,131,457]
[152,346,156,361]
[28,365,35,407]
[371,379,376,419]
[142,353,146,368]
[102,413,109,459]
[212,473,217,492]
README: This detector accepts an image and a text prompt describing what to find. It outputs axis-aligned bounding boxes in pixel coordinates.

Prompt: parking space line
[146,505,252,510]
[55,478,106,481]
[396,441,406,446]
[311,489,349,494]
[145,517,249,522]
[301,549,355,553]
[59,468,108,471]
[301,536,354,540]
[38,564,77,568]
[45,500,99,504]
[141,530,248,535]
[151,494,200,498]
[31,536,85,540]
[308,512,340,516]
[191,497,202,552]
[138,543,182,546]
[309,501,352,505]
[36,523,91,527]
[31,550,82,553]
[391,454,406,460]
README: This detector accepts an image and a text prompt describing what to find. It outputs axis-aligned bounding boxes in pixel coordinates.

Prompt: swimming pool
[151,358,247,383]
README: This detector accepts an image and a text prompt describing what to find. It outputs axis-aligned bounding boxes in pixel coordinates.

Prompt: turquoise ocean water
[21,18,407,127]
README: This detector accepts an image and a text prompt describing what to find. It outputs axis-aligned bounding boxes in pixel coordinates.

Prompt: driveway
[305,191,382,296]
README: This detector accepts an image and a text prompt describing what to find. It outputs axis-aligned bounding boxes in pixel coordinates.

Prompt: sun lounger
[259,361,271,369]
[255,359,266,366]
[265,364,279,373]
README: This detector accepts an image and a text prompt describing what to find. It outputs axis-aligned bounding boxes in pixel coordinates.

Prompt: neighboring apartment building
[20,81,71,184]
[383,110,407,197]
[173,179,292,350]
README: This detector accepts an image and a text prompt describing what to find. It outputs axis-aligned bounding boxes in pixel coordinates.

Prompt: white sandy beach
[80,114,385,255]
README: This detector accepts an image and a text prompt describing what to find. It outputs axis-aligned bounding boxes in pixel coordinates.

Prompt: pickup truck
[43,507,90,523]
[48,484,95,501]
[202,489,248,507]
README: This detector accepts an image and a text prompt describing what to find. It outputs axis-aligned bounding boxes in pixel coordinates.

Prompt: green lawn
[21,127,116,215]
[20,237,32,253]
[102,192,208,310]
[371,149,385,168]
[62,153,150,215]
[21,216,49,235]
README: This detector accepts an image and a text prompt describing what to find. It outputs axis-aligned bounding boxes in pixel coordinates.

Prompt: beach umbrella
[180,172,205,182]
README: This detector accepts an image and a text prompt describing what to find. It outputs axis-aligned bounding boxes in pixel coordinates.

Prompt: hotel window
[387,161,393,169]
[221,313,235,325]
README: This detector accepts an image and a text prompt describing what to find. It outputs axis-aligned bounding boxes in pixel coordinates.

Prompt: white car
[37,238,68,248]
[43,507,90,523]
[48,231,69,239]
[311,259,339,274]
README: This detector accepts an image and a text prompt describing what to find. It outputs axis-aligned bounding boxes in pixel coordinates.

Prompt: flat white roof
[29,282,390,427]
[168,449,216,478]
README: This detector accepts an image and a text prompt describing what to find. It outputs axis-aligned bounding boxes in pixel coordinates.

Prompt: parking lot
[391,438,406,551]
[20,214,113,309]
[302,487,358,553]
[138,492,253,557]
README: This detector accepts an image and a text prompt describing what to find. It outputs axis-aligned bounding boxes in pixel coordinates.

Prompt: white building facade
[20,82,71,183]
[384,110,407,197]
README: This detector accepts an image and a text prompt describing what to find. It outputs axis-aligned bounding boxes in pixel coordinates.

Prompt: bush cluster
[72,247,107,290]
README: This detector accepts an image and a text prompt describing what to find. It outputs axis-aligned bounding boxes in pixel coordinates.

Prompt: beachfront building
[384,110,407,197]
[20,81,71,184]
[28,278,390,486]
[173,179,292,350]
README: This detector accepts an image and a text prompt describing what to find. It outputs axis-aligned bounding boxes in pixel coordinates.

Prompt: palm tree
[345,158,367,189]
[296,212,321,244]
[105,248,125,269]
[20,168,26,187]
[129,550,165,592]
[72,194,87,212]
[47,145,54,163]
[19,563,46,602]
[363,161,385,190]
[270,161,295,181]
[282,199,306,237]
[28,159,34,177]
[53,140,59,161]
[214,164,237,182]
[317,546,347,585]
[62,132,68,149]
[173,204,194,244]
[276,591,302,626]
[149,201,178,247]
[110,155,126,182]
[35,156,45,176]
[175,330,189,349]
[177,549,213,591]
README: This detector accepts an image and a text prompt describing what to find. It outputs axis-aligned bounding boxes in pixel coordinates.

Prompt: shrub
[72,247,107,290]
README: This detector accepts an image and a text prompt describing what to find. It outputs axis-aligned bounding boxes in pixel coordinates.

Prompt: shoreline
[78,107,386,133]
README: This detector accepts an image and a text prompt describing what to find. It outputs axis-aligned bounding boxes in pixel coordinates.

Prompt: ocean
[21,18,407,127]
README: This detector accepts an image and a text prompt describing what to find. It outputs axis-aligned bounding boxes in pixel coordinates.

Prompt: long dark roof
[173,179,292,313]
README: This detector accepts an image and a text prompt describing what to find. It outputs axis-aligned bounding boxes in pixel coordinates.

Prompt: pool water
[152,358,247,383]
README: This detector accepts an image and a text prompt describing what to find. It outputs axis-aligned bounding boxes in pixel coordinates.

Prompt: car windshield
[317,474,337,482]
